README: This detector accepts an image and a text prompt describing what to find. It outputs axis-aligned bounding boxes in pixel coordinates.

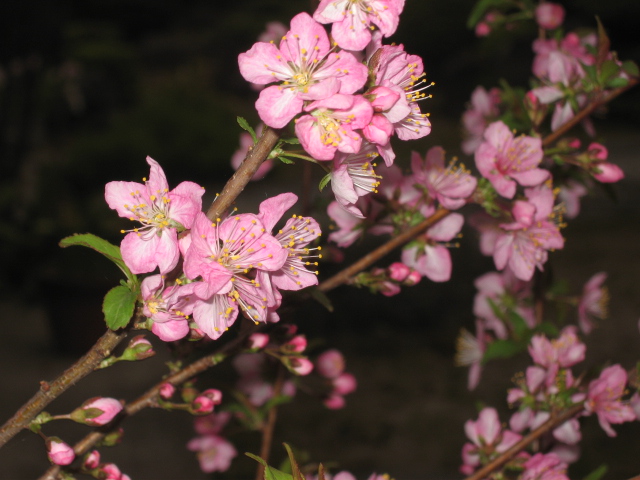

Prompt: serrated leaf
[483,339,525,362]
[467,0,510,28]
[59,233,137,285]
[103,285,137,330]
[246,453,294,480]
[309,288,334,312]
[279,156,296,165]
[284,444,304,480]
[621,60,639,77]
[237,116,257,144]
[318,173,332,192]
[582,464,607,480]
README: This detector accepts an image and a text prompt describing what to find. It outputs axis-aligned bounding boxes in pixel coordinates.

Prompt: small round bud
[47,438,75,466]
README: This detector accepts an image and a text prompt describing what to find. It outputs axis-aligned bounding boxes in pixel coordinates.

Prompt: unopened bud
[535,3,565,30]
[247,333,269,350]
[47,437,75,466]
[121,335,155,361]
[403,270,422,287]
[191,389,223,415]
[83,450,101,470]
[323,393,346,410]
[387,262,411,282]
[159,382,176,400]
[283,335,307,353]
[285,356,314,376]
[332,373,357,396]
[316,349,345,379]
[70,397,123,426]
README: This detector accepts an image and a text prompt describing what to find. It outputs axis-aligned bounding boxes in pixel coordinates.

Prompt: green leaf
[467,0,511,28]
[261,394,293,412]
[59,233,137,286]
[103,285,137,330]
[621,60,639,77]
[599,59,620,84]
[309,288,334,312]
[318,173,332,192]
[483,339,525,362]
[595,16,611,68]
[606,77,629,89]
[278,156,296,165]
[284,443,304,480]
[279,137,301,145]
[535,322,559,337]
[245,453,294,480]
[581,62,598,83]
[508,311,529,339]
[237,116,257,144]
[582,464,608,480]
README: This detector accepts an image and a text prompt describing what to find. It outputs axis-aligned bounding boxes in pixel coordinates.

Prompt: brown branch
[40,324,259,480]
[463,403,584,480]
[317,208,451,293]
[0,328,129,449]
[255,364,286,480]
[541,77,639,148]
[206,126,281,221]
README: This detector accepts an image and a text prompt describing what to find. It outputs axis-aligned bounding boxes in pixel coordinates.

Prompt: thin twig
[463,403,584,480]
[317,208,452,292]
[206,126,280,221]
[0,328,128,449]
[255,364,286,480]
[541,78,639,148]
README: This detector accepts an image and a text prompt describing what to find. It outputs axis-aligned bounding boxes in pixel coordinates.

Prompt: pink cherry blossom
[256,193,322,305]
[313,0,405,51]
[493,184,564,281]
[331,142,382,217]
[585,364,636,437]
[192,389,223,415]
[558,180,587,219]
[528,327,586,370]
[462,86,501,155]
[455,320,486,390]
[372,45,432,143]
[187,435,237,473]
[105,156,204,274]
[401,213,464,282]
[577,272,608,334]
[83,450,100,469]
[47,438,75,465]
[411,146,477,210]
[296,94,373,161]
[475,121,547,199]
[332,372,357,395]
[387,262,411,282]
[461,407,521,474]
[183,212,288,339]
[238,13,367,128]
[521,452,569,480]
[141,274,196,342]
[316,349,346,379]
[535,3,565,30]
[533,33,595,82]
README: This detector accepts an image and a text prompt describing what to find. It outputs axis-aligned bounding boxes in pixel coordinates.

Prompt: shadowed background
[1,0,639,478]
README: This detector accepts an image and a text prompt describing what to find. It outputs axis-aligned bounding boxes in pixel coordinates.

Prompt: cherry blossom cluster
[460,328,639,478]
[106,157,322,342]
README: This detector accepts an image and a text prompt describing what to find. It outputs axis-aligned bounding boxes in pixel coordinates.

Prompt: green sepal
[318,173,332,192]
[59,233,138,287]
[621,60,639,78]
[582,464,608,480]
[245,453,294,480]
[279,137,301,145]
[279,156,296,165]
[103,285,138,330]
[606,77,629,89]
[237,116,257,144]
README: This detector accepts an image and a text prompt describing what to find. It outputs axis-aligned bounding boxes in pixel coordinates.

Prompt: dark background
[0,1,639,479]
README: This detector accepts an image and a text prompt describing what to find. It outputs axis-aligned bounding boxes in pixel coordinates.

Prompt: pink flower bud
[72,397,123,426]
[123,335,155,360]
[380,281,401,297]
[316,349,346,379]
[593,162,624,183]
[47,438,75,465]
[83,450,100,469]
[289,357,314,376]
[588,142,608,161]
[535,3,565,30]
[101,463,131,480]
[284,335,307,353]
[403,270,422,286]
[247,333,269,350]
[159,382,176,400]
[568,138,581,149]
[332,373,357,395]
[475,22,491,37]
[387,262,411,282]
[323,394,346,410]
[192,389,223,414]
